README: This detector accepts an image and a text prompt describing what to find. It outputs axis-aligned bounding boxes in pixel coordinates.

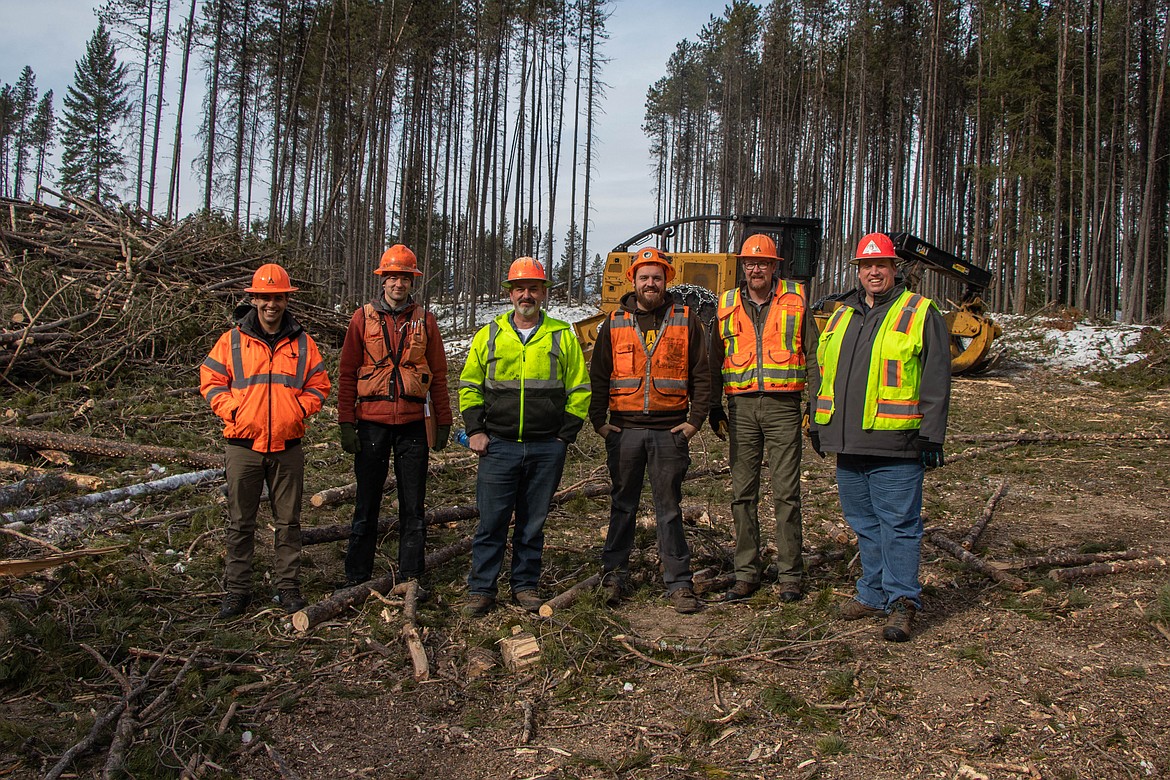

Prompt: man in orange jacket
[200,263,331,619]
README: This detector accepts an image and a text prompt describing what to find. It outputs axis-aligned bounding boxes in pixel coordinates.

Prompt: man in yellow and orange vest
[709,233,820,604]
[589,247,713,614]
[337,245,452,594]
[811,232,951,642]
[201,263,331,619]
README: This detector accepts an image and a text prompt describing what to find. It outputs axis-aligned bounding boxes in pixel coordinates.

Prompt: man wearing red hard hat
[200,263,331,619]
[810,233,951,642]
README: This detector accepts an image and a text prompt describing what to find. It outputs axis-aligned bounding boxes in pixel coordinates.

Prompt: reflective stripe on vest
[716,281,807,394]
[608,304,690,414]
[814,291,932,430]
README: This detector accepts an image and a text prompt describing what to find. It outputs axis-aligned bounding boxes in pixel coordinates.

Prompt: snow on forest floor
[994,313,1151,371]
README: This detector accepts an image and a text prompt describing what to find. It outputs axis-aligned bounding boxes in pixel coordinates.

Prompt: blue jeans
[835,455,924,610]
[467,437,567,597]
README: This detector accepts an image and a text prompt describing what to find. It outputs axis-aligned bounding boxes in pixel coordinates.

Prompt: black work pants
[345,419,429,582]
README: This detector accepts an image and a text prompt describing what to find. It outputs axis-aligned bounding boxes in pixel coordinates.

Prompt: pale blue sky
[0,0,726,255]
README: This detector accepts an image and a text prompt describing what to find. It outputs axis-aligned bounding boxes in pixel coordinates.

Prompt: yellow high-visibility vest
[814,290,934,430]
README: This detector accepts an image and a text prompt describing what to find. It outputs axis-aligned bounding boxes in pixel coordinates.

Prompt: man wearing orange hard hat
[589,246,713,615]
[336,244,453,595]
[200,263,331,619]
[811,232,951,642]
[709,233,819,605]
[458,256,590,618]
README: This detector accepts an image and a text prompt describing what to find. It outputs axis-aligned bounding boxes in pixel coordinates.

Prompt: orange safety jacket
[607,304,690,414]
[200,321,330,453]
[716,281,808,395]
[355,302,432,404]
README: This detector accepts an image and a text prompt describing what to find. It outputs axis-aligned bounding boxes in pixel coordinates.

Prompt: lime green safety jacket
[459,312,591,443]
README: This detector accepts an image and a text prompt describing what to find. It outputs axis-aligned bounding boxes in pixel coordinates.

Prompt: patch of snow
[996,314,1147,370]
[435,300,603,359]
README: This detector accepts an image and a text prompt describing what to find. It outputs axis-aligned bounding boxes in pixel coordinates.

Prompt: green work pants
[728,392,804,584]
[222,443,305,594]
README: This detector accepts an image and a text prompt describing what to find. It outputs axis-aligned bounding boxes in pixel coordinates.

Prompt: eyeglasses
[742,261,773,270]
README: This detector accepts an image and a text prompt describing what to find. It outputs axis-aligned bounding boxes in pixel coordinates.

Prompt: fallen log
[538,573,601,617]
[0,426,221,469]
[949,431,1170,444]
[0,460,104,490]
[20,385,199,425]
[0,545,123,576]
[1048,556,1170,582]
[292,536,472,633]
[821,519,853,545]
[926,529,1027,591]
[400,580,429,681]
[960,480,1010,551]
[1,468,224,526]
[1000,549,1146,571]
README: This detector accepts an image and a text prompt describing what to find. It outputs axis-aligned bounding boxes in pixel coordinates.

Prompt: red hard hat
[853,233,898,263]
[626,246,676,284]
[503,256,548,288]
[245,263,298,293]
[737,233,781,262]
[375,244,422,276]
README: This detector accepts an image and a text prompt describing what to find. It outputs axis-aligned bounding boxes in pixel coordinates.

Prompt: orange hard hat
[626,246,676,284]
[737,233,781,262]
[245,263,298,294]
[853,233,898,263]
[503,256,548,288]
[375,244,422,276]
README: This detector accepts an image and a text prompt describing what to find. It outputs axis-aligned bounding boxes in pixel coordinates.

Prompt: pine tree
[58,22,131,202]
[11,66,38,199]
[29,91,55,199]
[0,85,14,196]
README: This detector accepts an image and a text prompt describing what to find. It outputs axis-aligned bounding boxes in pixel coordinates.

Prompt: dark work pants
[223,442,304,594]
[601,427,693,593]
[345,419,429,582]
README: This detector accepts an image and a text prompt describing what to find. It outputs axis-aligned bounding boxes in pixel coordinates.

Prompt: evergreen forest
[1,0,1168,324]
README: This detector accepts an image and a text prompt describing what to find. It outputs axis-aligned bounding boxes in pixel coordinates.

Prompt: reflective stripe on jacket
[815,290,933,430]
[607,304,690,414]
[458,312,590,442]
[201,324,330,452]
[716,281,807,394]
[356,302,432,404]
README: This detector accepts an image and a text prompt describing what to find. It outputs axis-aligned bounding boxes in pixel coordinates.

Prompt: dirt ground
[235,363,1170,779]
[3,341,1170,779]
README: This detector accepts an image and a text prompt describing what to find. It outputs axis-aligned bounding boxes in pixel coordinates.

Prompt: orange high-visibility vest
[716,281,807,395]
[355,303,432,404]
[607,304,690,414]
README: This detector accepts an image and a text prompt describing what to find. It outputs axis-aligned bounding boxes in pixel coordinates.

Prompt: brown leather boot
[882,598,916,642]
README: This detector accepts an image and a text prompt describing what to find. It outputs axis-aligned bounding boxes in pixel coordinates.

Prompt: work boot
[461,593,495,619]
[882,598,917,642]
[777,582,804,603]
[511,589,543,613]
[217,592,251,619]
[722,580,760,602]
[669,587,701,615]
[275,587,307,613]
[601,573,625,606]
[838,598,885,621]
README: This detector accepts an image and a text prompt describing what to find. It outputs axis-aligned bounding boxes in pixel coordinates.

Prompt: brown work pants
[728,392,804,584]
[222,443,304,595]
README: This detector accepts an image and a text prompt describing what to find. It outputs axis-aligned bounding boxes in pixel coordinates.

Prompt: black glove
[919,440,944,469]
[340,422,360,454]
[808,428,825,458]
[709,407,729,441]
[433,424,451,452]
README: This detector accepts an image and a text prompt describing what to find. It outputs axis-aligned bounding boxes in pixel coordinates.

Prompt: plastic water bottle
[454,428,470,447]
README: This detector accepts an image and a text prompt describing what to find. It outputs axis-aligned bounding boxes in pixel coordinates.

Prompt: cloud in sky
[0,0,720,256]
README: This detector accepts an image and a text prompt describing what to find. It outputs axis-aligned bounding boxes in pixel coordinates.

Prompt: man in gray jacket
[810,232,951,642]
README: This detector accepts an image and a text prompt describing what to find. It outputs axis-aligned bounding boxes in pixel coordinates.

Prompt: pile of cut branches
[0,192,345,385]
